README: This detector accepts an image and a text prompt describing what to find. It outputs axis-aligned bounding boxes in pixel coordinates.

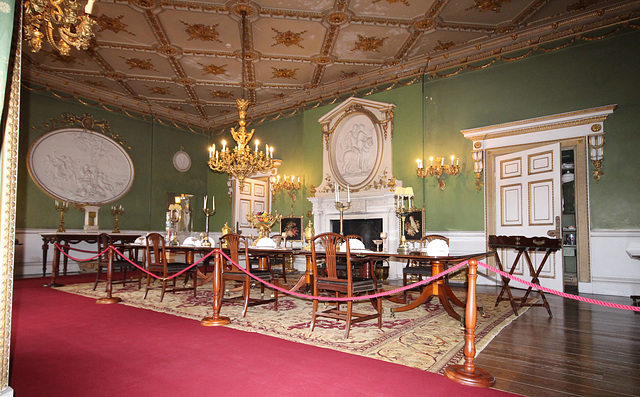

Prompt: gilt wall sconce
[416,155,460,191]
[588,133,605,181]
[472,147,483,192]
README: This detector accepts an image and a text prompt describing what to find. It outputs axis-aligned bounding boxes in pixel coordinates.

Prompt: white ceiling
[22,0,640,133]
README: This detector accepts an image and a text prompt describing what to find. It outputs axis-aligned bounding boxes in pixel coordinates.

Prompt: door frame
[462,105,616,286]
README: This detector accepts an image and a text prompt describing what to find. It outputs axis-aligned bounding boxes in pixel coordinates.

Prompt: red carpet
[10,275,518,396]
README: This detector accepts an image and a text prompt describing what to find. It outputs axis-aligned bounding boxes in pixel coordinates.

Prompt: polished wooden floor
[472,285,640,397]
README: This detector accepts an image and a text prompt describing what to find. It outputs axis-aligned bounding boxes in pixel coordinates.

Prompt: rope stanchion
[201,249,230,326]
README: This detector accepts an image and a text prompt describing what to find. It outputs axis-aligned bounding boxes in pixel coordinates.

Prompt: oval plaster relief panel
[329,111,382,188]
[27,128,135,206]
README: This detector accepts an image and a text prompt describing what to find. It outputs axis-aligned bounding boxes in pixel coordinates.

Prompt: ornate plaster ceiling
[22,0,640,133]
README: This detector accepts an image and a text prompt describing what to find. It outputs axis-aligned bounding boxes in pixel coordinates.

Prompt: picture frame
[280,216,303,242]
[402,208,425,241]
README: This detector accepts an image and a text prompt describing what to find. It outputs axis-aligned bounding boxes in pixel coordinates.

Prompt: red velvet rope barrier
[53,243,640,311]
[477,261,640,313]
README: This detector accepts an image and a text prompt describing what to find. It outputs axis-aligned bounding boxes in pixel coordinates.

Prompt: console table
[41,232,141,277]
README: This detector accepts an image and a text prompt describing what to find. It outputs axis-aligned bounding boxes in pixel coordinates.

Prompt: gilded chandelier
[207,10,273,190]
[23,0,96,56]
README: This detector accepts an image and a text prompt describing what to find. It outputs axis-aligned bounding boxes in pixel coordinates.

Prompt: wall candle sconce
[271,174,302,215]
[588,134,605,181]
[416,155,460,191]
[472,149,483,192]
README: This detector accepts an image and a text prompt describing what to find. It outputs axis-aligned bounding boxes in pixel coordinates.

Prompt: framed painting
[280,216,303,241]
[402,208,425,241]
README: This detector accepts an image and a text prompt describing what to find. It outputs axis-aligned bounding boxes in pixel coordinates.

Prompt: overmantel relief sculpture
[312,97,398,196]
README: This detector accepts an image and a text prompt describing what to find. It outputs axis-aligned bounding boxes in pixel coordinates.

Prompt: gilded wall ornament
[182,21,222,42]
[271,28,307,48]
[353,34,387,52]
[97,14,134,35]
[271,67,298,79]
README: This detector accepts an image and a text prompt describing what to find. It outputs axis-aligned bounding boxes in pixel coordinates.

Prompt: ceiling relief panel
[21,0,640,132]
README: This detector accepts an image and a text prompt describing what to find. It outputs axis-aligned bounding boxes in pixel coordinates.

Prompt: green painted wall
[18,89,211,232]
[17,28,640,233]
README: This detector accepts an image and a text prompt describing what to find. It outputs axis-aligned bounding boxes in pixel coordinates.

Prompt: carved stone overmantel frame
[313,97,397,196]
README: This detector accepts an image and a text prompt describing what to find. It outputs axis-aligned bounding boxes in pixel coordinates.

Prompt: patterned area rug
[56,281,526,374]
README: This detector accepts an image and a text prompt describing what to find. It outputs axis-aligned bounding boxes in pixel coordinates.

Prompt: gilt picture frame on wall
[280,216,303,242]
[402,208,425,241]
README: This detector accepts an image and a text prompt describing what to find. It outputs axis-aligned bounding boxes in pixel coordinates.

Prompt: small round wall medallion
[173,149,191,172]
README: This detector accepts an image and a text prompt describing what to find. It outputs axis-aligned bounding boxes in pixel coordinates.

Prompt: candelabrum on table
[110,204,124,233]
[202,208,215,247]
[334,201,351,235]
[394,187,415,254]
[54,200,69,232]
[334,182,351,235]
[167,206,180,246]
[247,211,282,245]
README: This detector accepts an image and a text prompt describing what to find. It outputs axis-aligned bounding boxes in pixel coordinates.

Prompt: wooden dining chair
[143,232,197,302]
[93,233,142,291]
[402,234,450,301]
[310,232,382,339]
[219,233,278,318]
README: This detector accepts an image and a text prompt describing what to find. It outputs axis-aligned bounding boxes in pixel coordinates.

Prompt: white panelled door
[233,177,269,236]
[494,143,563,292]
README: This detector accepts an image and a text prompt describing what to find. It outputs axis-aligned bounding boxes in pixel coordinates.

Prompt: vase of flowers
[247,211,282,242]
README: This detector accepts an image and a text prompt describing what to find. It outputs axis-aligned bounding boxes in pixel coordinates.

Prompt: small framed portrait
[280,216,303,241]
[402,209,425,241]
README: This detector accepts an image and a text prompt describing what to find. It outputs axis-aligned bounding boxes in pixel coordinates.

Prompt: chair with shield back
[219,233,278,318]
[93,233,142,291]
[310,232,382,339]
[402,234,450,302]
[143,232,197,302]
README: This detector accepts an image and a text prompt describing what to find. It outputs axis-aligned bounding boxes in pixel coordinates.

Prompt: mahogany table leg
[201,250,230,326]
[445,259,496,387]
[43,245,64,288]
[391,283,435,314]
[41,238,49,277]
[97,248,122,304]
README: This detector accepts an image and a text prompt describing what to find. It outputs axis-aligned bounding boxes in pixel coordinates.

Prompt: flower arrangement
[247,211,282,240]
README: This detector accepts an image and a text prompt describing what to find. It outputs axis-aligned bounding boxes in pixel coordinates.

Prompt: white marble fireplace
[307,192,398,252]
